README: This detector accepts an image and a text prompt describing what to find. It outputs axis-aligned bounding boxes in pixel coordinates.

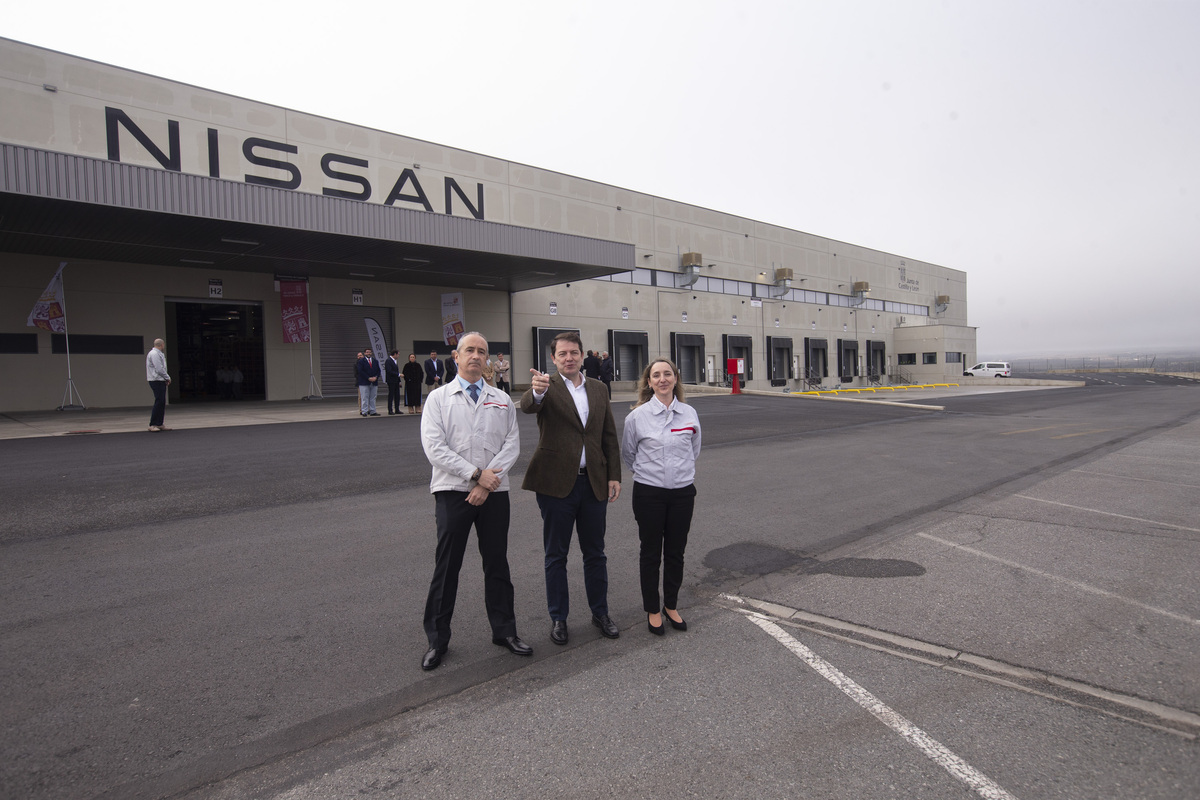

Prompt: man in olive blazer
[520,332,622,645]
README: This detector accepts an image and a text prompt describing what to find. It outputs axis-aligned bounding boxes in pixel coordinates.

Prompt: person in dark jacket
[583,350,601,380]
[385,350,403,415]
[356,348,382,416]
[402,353,424,414]
[599,350,614,397]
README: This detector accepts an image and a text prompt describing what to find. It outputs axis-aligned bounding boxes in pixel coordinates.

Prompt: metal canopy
[0,144,632,292]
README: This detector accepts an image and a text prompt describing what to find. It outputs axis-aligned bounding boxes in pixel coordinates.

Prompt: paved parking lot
[2,382,1197,799]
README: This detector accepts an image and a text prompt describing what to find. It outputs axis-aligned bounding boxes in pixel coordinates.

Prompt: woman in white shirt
[621,358,701,636]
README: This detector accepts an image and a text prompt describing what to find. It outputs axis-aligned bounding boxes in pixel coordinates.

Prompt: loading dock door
[866,339,886,381]
[609,329,648,382]
[722,334,753,383]
[804,337,828,381]
[670,332,705,384]
[837,338,859,382]
[765,336,793,386]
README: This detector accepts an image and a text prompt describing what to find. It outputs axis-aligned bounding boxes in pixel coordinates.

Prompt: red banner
[280,280,310,343]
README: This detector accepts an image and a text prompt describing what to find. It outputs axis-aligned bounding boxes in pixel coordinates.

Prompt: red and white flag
[280,280,311,343]
[27,262,67,333]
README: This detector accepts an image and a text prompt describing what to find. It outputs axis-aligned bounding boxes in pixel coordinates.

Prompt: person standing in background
[402,353,424,414]
[599,351,614,397]
[385,350,403,415]
[583,349,601,381]
[146,338,171,432]
[425,350,445,403]
[493,352,511,393]
[357,348,382,416]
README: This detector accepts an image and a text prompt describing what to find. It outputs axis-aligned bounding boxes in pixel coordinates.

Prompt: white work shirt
[620,396,701,489]
[421,381,519,493]
[146,347,170,382]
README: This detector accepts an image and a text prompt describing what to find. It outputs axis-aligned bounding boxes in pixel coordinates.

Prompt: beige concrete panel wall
[1,255,167,410]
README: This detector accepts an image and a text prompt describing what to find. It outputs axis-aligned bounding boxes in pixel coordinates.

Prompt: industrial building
[1,37,974,412]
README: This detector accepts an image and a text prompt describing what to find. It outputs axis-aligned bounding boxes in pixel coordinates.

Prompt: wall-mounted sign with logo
[209,278,223,298]
[775,318,781,327]
[352,289,363,306]
[732,315,738,326]
[681,311,688,323]
[750,298,762,308]
[621,307,629,319]
[549,301,558,316]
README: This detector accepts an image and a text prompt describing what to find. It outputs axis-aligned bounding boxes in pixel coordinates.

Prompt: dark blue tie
[468,384,480,403]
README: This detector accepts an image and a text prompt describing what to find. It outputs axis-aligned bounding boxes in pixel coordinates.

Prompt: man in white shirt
[145,338,171,432]
[419,332,531,670]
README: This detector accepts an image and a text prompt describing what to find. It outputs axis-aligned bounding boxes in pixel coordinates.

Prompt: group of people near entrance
[144,330,701,671]
[357,348,512,416]
[419,330,701,671]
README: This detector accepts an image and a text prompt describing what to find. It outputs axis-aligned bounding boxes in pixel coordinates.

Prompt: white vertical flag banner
[441,292,465,346]
[27,262,68,332]
[364,317,388,361]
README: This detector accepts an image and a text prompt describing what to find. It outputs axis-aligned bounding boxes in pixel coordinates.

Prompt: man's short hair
[457,331,488,352]
[552,331,582,352]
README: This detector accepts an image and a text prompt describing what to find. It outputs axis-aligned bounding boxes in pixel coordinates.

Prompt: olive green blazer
[519,374,621,500]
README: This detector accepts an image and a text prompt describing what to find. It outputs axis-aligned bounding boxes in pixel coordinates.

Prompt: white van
[963,361,1011,378]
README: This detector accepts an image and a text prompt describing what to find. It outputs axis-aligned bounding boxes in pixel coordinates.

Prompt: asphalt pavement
[1,380,1197,799]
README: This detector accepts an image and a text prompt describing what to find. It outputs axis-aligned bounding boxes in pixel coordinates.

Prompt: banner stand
[55,265,85,410]
[304,334,323,400]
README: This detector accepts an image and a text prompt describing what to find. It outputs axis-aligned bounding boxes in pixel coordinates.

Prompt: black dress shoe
[493,635,533,656]
[647,613,665,636]
[369,412,381,416]
[550,620,568,645]
[664,607,687,631]
[592,614,620,639]
[422,646,447,671]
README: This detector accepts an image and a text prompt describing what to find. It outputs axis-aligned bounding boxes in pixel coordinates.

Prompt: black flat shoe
[663,607,687,631]
[422,646,447,671]
[647,613,665,636]
[550,620,568,645]
[493,635,533,656]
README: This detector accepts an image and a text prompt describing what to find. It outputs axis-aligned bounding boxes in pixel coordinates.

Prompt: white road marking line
[917,532,1200,626]
[739,610,1019,800]
[1071,469,1200,490]
[1013,494,1200,535]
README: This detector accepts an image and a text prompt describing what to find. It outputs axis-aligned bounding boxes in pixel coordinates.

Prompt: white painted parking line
[737,609,1019,800]
[917,532,1200,626]
[1012,495,1200,535]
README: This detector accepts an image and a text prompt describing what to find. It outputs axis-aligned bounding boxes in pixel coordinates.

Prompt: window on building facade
[945,352,962,363]
[898,353,916,365]
[923,352,938,365]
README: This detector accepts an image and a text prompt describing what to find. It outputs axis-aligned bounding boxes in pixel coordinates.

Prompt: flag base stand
[57,379,86,411]
[302,371,323,401]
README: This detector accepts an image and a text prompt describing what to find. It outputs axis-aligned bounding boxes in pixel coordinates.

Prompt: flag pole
[305,332,323,400]
[56,264,86,411]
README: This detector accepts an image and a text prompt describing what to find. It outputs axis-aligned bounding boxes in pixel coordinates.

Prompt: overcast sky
[8,1,1198,357]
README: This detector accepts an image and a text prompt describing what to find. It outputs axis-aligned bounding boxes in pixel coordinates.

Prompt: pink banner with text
[280,280,311,343]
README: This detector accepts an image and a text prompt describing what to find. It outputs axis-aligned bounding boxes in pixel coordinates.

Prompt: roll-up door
[318,305,395,397]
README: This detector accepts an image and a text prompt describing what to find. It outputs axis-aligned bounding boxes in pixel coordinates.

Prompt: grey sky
[7,1,1198,357]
